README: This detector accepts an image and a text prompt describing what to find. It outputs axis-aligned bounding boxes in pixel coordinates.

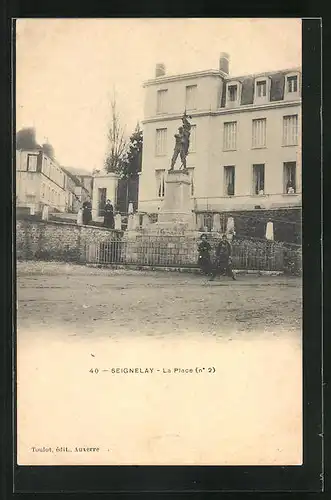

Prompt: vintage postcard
[15,18,302,466]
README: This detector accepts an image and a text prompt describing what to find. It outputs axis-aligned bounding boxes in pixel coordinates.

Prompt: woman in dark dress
[197,234,212,276]
[104,199,115,229]
[210,234,236,280]
[82,199,92,225]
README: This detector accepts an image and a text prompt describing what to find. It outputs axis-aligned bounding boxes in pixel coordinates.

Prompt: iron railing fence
[85,235,301,272]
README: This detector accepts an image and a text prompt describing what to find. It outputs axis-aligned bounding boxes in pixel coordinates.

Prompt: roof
[63,166,93,177]
[143,66,301,87]
[61,166,89,191]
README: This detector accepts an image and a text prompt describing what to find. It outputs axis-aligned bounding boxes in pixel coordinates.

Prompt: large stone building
[138,54,301,217]
[16,149,68,214]
[16,149,93,216]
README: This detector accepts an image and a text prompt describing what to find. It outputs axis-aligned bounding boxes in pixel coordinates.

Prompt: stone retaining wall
[16,219,302,274]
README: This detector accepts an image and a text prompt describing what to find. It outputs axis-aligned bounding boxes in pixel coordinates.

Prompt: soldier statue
[169,111,192,171]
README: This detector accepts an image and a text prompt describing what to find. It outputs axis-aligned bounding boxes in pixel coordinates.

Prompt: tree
[104,94,127,174]
[16,128,56,160]
[41,142,55,160]
[16,127,40,150]
[120,122,143,179]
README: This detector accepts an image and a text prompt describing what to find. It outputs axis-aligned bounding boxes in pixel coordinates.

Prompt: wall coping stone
[18,218,123,234]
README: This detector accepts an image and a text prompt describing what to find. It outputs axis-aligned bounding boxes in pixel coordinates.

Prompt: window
[283,162,296,193]
[185,85,197,110]
[256,81,267,97]
[155,128,167,156]
[187,167,195,196]
[223,121,237,151]
[156,89,168,114]
[228,85,238,102]
[283,115,298,146]
[41,183,45,198]
[224,166,235,196]
[98,187,107,216]
[252,164,265,195]
[252,118,266,148]
[47,186,50,201]
[42,157,47,175]
[254,78,270,104]
[27,154,38,172]
[156,170,165,198]
[284,73,300,100]
[188,125,196,153]
[287,75,298,93]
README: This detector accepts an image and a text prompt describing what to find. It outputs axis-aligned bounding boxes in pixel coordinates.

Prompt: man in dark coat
[103,199,115,229]
[197,234,212,276]
[82,199,92,225]
[210,234,236,280]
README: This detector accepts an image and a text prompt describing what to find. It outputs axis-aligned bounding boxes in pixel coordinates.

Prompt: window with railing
[224,165,235,196]
[252,164,265,195]
[156,169,166,198]
[283,162,297,193]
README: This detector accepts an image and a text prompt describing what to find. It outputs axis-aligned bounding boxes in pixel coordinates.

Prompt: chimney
[219,52,230,75]
[155,63,166,78]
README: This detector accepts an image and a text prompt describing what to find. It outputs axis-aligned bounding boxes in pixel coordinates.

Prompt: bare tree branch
[104,92,128,174]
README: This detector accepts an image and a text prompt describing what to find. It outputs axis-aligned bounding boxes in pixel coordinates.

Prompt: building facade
[138,54,301,215]
[16,149,68,213]
[91,171,119,221]
[61,167,93,213]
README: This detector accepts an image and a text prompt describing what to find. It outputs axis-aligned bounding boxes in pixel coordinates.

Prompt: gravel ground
[16,260,303,466]
[17,260,302,339]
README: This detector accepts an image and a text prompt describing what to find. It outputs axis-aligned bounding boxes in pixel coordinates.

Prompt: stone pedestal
[114,213,122,230]
[127,214,134,231]
[132,213,140,230]
[152,170,195,232]
[266,221,274,240]
[212,213,221,232]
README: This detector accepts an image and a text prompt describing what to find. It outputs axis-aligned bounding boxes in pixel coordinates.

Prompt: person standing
[211,234,236,280]
[82,198,92,225]
[77,206,83,226]
[104,199,115,229]
[197,234,212,276]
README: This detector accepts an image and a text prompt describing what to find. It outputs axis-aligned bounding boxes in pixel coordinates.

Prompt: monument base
[147,220,195,235]
[150,168,194,233]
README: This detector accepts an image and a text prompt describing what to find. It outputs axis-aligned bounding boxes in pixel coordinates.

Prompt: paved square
[17,261,302,338]
[16,261,302,466]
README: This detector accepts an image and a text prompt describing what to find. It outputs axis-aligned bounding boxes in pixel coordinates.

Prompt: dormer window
[254,77,270,105]
[284,72,300,101]
[228,85,237,102]
[287,75,298,93]
[225,81,241,108]
[256,81,266,98]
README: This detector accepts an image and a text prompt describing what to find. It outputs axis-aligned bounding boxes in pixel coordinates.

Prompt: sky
[16,18,302,172]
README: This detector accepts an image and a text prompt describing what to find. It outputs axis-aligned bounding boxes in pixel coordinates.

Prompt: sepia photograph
[15,18,302,466]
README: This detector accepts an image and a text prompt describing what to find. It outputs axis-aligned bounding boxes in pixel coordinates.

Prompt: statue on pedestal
[169,111,192,171]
